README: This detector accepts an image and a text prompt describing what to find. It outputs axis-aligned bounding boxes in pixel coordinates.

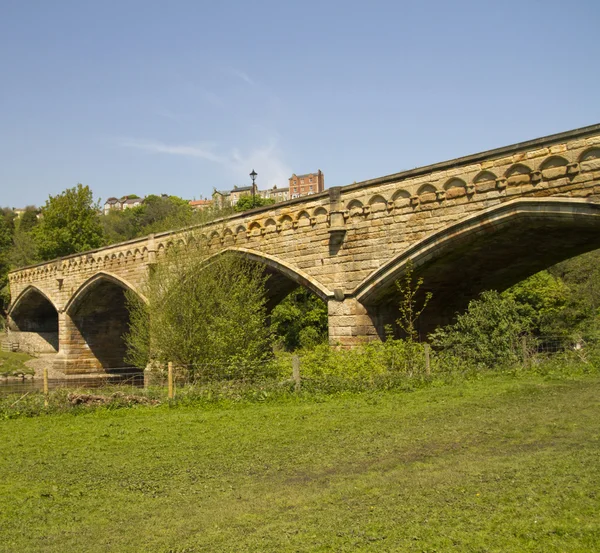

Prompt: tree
[395,260,432,341]
[502,270,567,335]
[233,195,275,213]
[0,210,15,316]
[33,184,104,260]
[271,288,328,350]
[125,241,273,380]
[18,208,39,233]
[429,290,529,369]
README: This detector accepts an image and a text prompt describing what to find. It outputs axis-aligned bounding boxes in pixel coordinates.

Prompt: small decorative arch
[505,163,531,177]
[264,219,277,233]
[347,199,363,210]
[368,194,387,205]
[313,206,328,217]
[444,178,466,191]
[417,183,437,195]
[222,228,234,245]
[248,221,262,231]
[296,211,311,226]
[579,148,600,162]
[391,189,411,201]
[473,170,497,183]
[235,225,247,234]
[540,156,568,170]
[278,214,293,225]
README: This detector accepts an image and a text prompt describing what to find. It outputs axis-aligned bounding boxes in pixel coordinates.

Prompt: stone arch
[473,170,497,183]
[248,221,261,232]
[444,178,466,191]
[64,272,147,371]
[579,148,600,162]
[235,224,247,235]
[417,183,437,195]
[368,194,387,205]
[347,199,363,210]
[540,156,568,170]
[264,218,277,234]
[391,189,411,201]
[222,228,234,245]
[355,198,600,335]
[296,211,311,226]
[579,148,600,172]
[505,163,531,177]
[7,285,60,353]
[278,214,293,229]
[206,247,334,308]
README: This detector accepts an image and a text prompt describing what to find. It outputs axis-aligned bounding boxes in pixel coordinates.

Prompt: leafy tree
[101,209,137,244]
[0,210,15,316]
[233,195,275,213]
[33,184,104,260]
[129,194,194,235]
[429,290,529,369]
[18,208,39,233]
[271,288,328,350]
[502,270,567,334]
[125,242,273,380]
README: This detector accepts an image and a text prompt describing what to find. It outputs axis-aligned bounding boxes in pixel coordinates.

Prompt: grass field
[0,372,599,552]
[0,349,33,376]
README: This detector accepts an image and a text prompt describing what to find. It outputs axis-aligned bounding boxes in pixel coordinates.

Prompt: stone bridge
[7,124,600,374]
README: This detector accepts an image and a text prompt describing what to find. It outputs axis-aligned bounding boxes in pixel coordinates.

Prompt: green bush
[429,290,530,370]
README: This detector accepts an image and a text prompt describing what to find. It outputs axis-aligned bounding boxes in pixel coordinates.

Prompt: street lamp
[249,169,257,208]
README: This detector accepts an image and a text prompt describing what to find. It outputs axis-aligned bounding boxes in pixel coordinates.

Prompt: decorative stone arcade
[8,124,600,374]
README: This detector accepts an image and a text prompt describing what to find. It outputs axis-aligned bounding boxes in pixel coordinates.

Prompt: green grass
[0,349,34,376]
[0,373,599,552]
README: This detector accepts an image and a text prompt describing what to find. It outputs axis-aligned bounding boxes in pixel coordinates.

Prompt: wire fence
[0,334,598,402]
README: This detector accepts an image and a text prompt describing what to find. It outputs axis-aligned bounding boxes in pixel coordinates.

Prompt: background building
[259,185,289,203]
[212,184,257,208]
[189,199,213,211]
[288,170,324,199]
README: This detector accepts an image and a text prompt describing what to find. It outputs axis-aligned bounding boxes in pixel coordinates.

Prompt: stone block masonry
[8,124,600,372]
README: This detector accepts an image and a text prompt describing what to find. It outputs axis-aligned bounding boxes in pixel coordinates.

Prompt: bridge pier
[328,297,382,347]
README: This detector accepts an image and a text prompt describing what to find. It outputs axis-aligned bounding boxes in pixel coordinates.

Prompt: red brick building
[288,170,324,199]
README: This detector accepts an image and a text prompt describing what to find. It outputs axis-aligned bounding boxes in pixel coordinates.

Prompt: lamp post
[250,169,257,208]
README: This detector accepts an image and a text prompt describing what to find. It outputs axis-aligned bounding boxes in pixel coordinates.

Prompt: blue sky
[1,0,599,208]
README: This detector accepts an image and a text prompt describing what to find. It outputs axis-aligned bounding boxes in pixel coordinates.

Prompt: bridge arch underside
[213,249,332,314]
[7,288,59,352]
[360,201,600,339]
[61,278,141,374]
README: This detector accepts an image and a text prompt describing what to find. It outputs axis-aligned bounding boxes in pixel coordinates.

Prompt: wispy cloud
[119,138,225,163]
[229,139,292,189]
[223,67,255,86]
[120,135,292,188]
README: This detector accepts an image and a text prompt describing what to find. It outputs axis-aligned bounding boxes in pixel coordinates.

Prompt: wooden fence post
[168,362,174,399]
[424,344,431,376]
[292,355,301,393]
[521,336,529,368]
[43,367,49,408]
